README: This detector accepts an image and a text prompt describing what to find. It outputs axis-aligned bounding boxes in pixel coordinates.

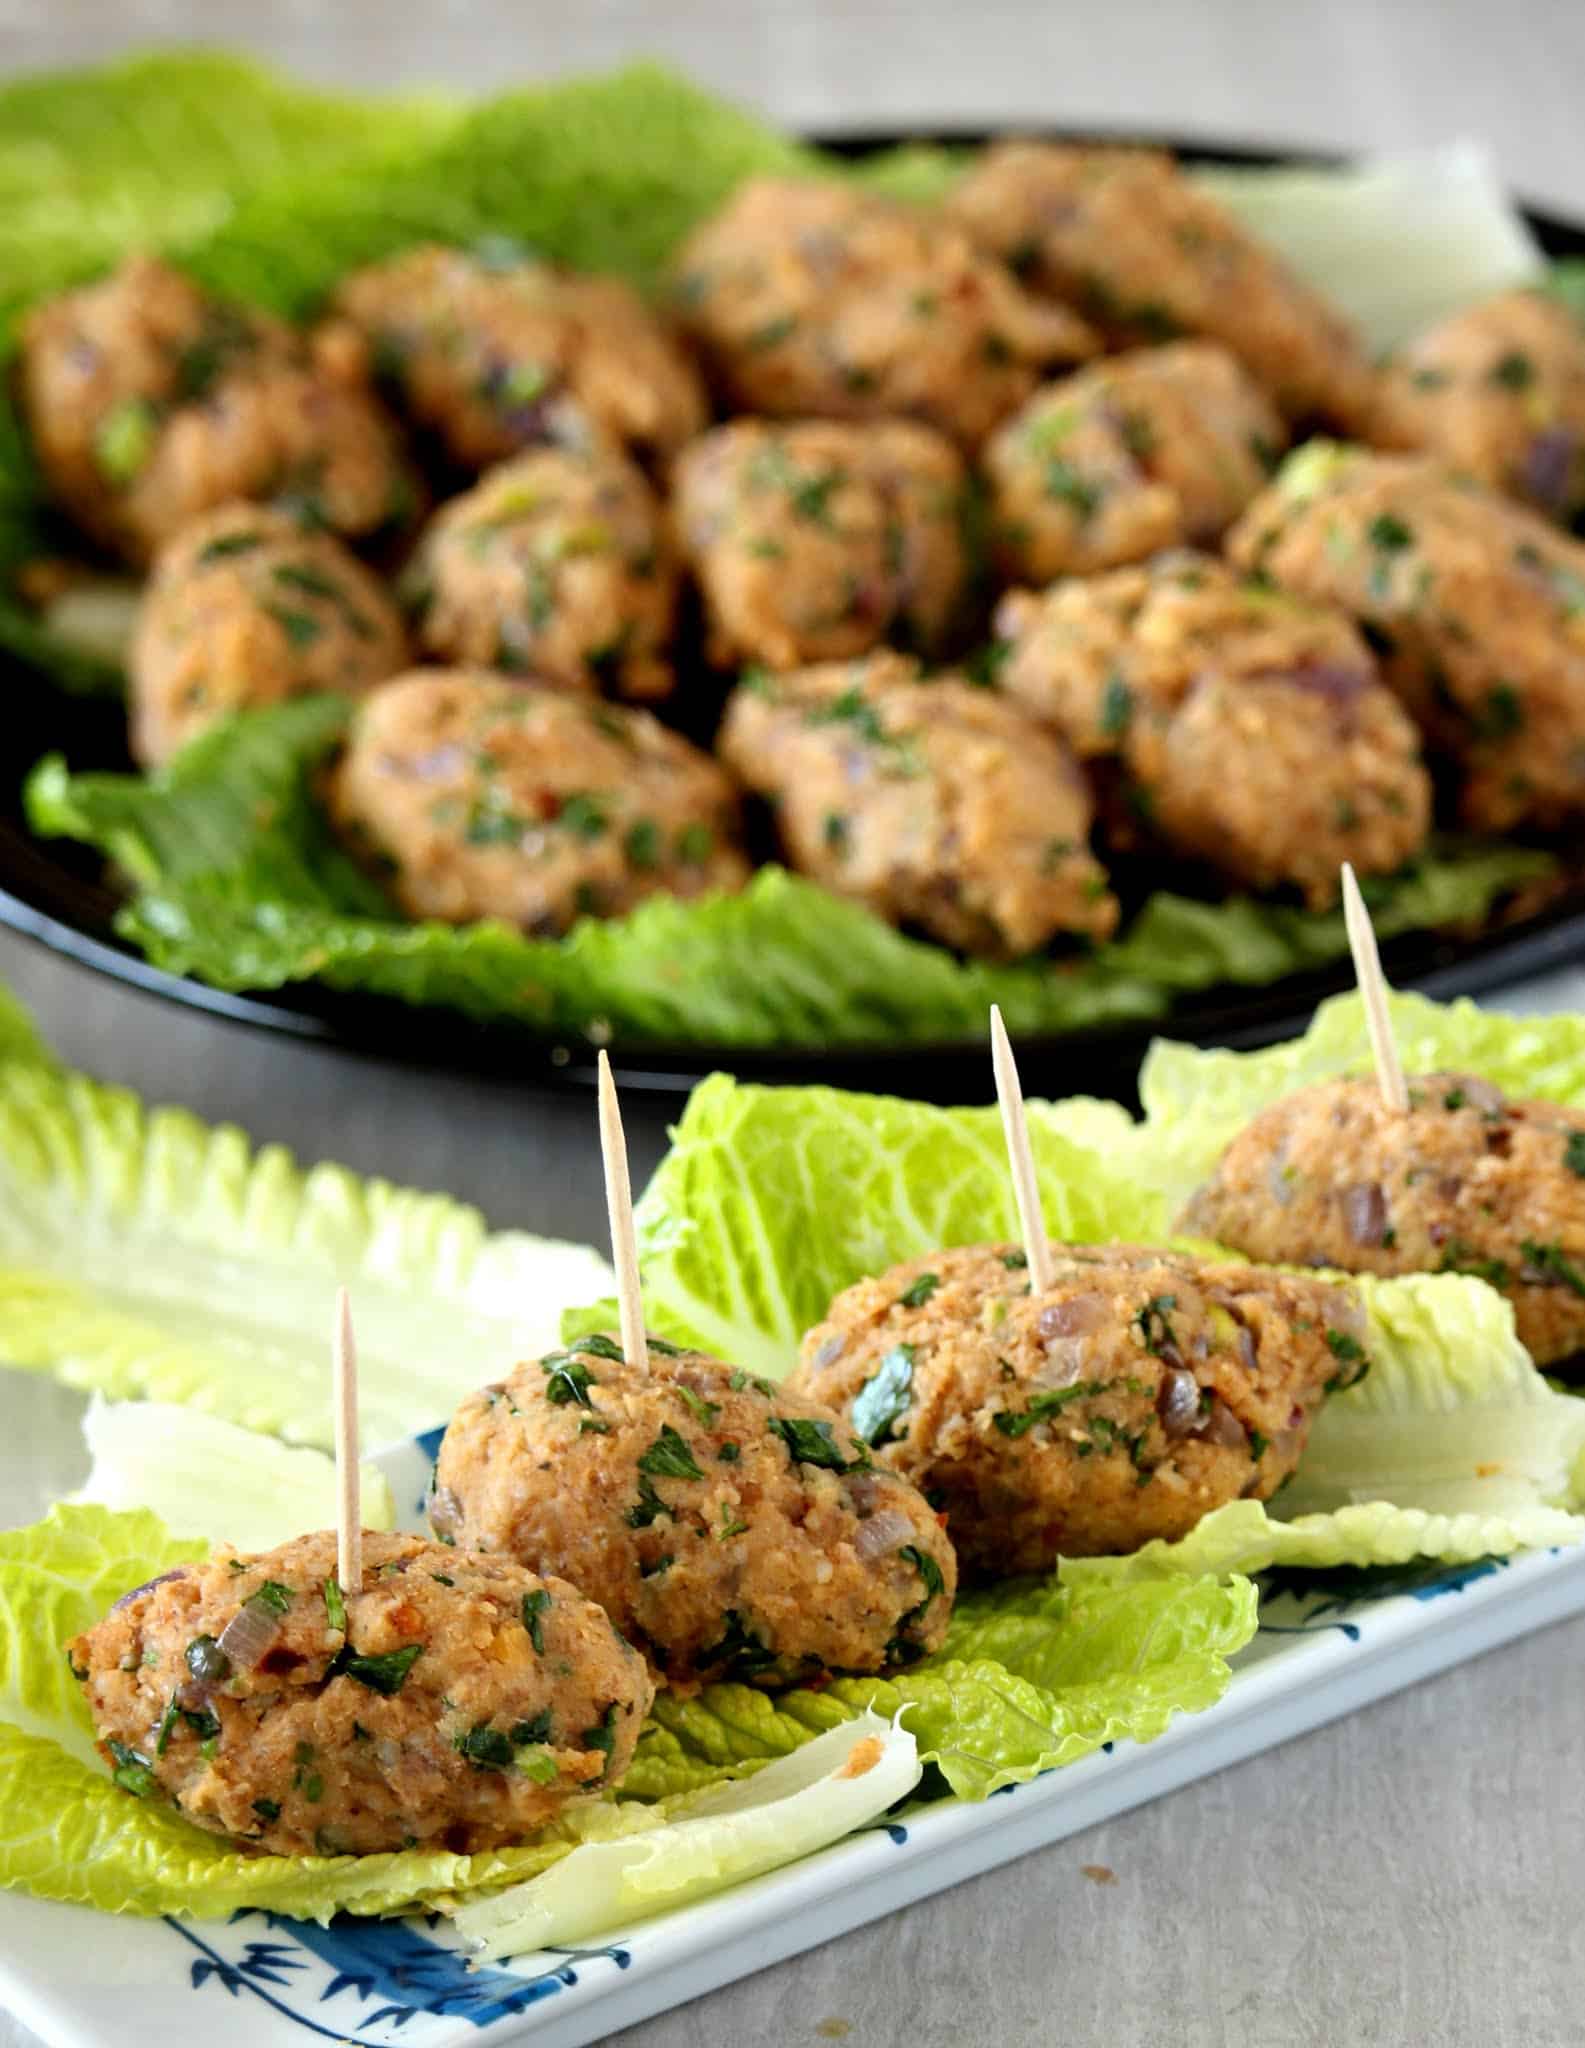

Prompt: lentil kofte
[428,1336,957,1691]
[329,669,749,934]
[1180,1073,1585,1368]
[670,175,1100,447]
[406,443,679,699]
[994,551,1431,907]
[671,417,971,670]
[328,244,707,472]
[18,254,419,566]
[945,141,1377,428]
[1226,444,1585,833]
[981,342,1286,585]
[717,651,1118,957]
[130,502,408,766]
[66,1529,653,1858]
[1369,288,1585,524]
[790,1243,1366,1573]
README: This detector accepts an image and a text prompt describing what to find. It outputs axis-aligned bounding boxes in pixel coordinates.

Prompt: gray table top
[3,6,1585,2042]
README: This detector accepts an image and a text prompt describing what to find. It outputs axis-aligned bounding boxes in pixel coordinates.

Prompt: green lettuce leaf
[1138,988,1585,1221]
[1064,1274,1585,1582]
[452,1712,921,1957]
[28,695,1547,1048]
[0,51,458,317]
[75,1398,396,1551]
[0,1504,204,1759]
[0,979,56,1073]
[625,1567,1257,1804]
[0,1505,570,1920]
[617,1073,1154,1378]
[0,1051,613,1448]
[1284,1273,1585,1524]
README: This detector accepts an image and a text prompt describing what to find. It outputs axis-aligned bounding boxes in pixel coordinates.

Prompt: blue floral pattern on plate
[168,1911,630,2037]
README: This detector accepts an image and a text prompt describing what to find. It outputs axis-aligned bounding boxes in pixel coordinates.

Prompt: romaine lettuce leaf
[75,1398,396,1551]
[0,51,459,316]
[0,1503,204,1759]
[625,1567,1258,1804]
[452,1712,920,1957]
[27,694,1549,1048]
[0,979,55,1074]
[619,1074,1152,1378]
[0,1051,613,1448]
[1193,142,1544,352]
[1138,988,1585,1220]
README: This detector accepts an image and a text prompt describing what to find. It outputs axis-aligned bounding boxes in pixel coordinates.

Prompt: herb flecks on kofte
[1370,288,1585,525]
[131,502,408,766]
[328,243,707,472]
[718,651,1117,958]
[672,417,971,671]
[66,1529,653,1858]
[1181,1071,1585,1368]
[1227,445,1585,833]
[995,550,1431,908]
[407,443,679,701]
[982,342,1286,586]
[428,1337,957,1692]
[329,669,749,934]
[946,140,1376,429]
[19,254,419,566]
[671,175,1099,448]
[791,1242,1364,1573]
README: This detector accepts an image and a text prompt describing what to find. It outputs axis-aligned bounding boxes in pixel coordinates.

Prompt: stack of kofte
[18,142,1585,961]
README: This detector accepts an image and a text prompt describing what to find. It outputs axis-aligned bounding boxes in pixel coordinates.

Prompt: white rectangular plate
[6,1424,1584,2048]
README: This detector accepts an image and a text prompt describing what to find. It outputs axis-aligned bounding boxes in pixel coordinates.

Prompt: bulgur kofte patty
[328,244,707,471]
[1180,1072,1585,1368]
[946,141,1376,428]
[428,1337,956,1691]
[329,669,749,934]
[1370,288,1585,524]
[1226,444,1585,833]
[994,551,1431,907]
[130,502,408,765]
[19,254,419,565]
[791,1242,1364,1572]
[67,1529,653,1858]
[982,342,1286,585]
[717,651,1117,957]
[406,443,679,699]
[672,416,971,670]
[671,175,1100,447]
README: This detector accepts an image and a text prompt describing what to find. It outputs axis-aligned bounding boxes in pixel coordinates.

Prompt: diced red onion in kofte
[1180,1073,1585,1368]
[790,1242,1365,1573]
[429,1336,956,1692]
[67,1529,653,1857]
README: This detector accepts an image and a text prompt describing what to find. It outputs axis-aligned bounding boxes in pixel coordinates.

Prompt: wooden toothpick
[333,1285,362,1595]
[989,1005,1055,1291]
[1341,862,1409,1113]
[597,1050,649,1371]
